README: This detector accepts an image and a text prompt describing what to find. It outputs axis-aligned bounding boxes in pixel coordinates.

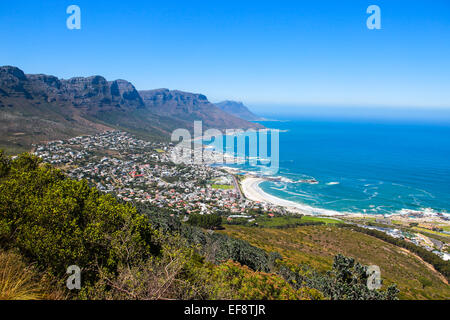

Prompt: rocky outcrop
[0,66,33,99]
[0,67,144,113]
[140,89,263,130]
[0,66,263,151]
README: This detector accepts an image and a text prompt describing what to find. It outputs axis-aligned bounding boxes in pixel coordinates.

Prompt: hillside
[215,100,264,121]
[218,224,450,300]
[0,66,262,154]
[0,152,400,300]
[0,152,316,300]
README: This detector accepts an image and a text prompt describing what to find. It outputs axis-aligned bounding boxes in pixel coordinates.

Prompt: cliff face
[140,89,263,130]
[0,67,114,153]
[60,77,144,112]
[0,66,263,152]
[0,66,34,99]
[0,67,144,113]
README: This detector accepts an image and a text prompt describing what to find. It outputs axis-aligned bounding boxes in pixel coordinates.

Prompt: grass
[252,215,342,228]
[412,227,450,239]
[0,143,31,156]
[0,250,45,300]
[155,148,165,153]
[299,216,343,224]
[218,224,450,300]
[0,249,66,300]
[211,184,234,190]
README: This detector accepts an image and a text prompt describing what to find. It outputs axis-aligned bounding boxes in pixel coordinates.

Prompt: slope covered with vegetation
[219,224,450,300]
[0,152,399,300]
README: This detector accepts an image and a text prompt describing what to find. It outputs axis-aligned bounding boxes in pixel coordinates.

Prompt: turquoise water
[210,118,450,216]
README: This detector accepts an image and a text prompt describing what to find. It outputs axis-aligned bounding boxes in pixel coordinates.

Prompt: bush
[276,254,399,300]
[0,153,159,284]
[0,249,65,300]
[338,224,450,281]
[204,261,323,300]
[186,213,222,230]
[137,203,272,272]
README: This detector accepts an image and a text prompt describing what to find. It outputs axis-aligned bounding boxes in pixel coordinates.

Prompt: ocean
[210,117,450,217]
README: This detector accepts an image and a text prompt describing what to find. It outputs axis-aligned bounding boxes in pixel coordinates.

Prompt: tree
[186,213,222,230]
[0,150,11,178]
[0,154,159,284]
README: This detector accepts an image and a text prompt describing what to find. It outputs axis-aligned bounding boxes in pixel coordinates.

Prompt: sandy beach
[240,176,450,224]
[241,177,348,216]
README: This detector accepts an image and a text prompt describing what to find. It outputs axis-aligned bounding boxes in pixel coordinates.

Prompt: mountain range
[215,100,265,121]
[0,66,263,153]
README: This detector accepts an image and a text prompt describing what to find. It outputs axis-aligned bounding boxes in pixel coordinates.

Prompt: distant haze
[251,105,450,124]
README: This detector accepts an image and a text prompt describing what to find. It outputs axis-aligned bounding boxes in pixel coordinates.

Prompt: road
[231,174,243,199]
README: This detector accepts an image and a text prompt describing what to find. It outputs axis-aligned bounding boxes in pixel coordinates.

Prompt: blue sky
[1,0,449,113]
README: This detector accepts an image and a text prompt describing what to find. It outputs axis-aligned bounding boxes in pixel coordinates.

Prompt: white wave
[394,207,449,218]
[283,190,317,199]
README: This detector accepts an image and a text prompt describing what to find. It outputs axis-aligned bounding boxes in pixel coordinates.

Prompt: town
[32,130,285,217]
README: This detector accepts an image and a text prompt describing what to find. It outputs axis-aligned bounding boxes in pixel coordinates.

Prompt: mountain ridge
[215,100,265,121]
[0,66,262,153]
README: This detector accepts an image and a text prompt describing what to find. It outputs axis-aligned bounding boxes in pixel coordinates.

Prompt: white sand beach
[241,177,346,216]
[240,177,450,223]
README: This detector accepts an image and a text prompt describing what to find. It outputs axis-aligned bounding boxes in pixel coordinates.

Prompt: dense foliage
[186,213,222,229]
[0,153,159,284]
[136,203,272,272]
[204,261,323,300]
[136,204,399,300]
[276,255,399,300]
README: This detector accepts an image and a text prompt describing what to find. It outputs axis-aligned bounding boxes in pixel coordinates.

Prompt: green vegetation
[186,213,222,230]
[0,249,64,300]
[300,216,343,224]
[0,152,159,286]
[276,254,399,300]
[211,184,233,190]
[0,152,320,299]
[224,214,342,229]
[412,226,450,239]
[0,152,401,300]
[202,261,323,300]
[219,224,449,300]
[255,216,325,228]
[338,224,450,281]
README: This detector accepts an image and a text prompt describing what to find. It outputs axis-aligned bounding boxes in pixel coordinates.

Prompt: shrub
[0,153,159,284]
[0,249,65,300]
[275,255,399,300]
[205,261,323,300]
[186,213,222,230]
[338,224,450,281]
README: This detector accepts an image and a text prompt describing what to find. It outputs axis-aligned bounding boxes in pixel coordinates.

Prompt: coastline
[239,176,450,223]
[241,177,347,216]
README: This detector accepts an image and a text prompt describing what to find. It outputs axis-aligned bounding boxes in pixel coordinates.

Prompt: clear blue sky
[1,0,449,112]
